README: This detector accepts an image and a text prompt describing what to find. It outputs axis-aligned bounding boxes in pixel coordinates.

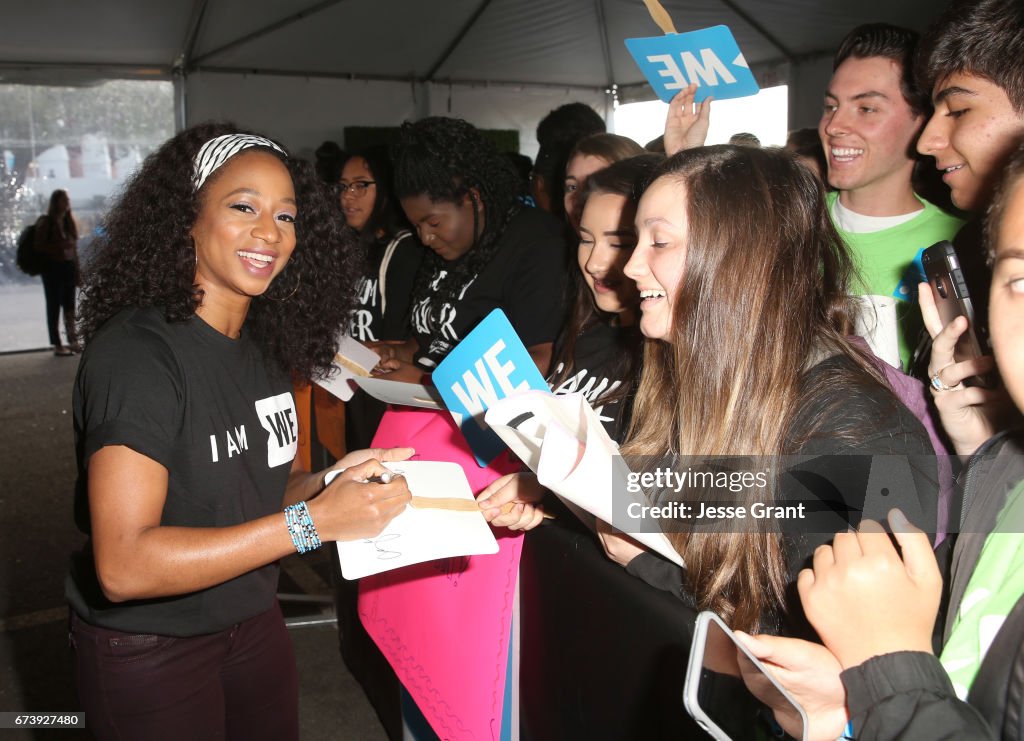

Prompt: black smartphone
[921,241,990,386]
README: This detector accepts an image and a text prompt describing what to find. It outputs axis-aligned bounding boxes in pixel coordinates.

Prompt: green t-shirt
[940,482,1024,699]
[828,192,964,369]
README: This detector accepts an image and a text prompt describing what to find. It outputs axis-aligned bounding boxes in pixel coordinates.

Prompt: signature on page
[364,532,402,560]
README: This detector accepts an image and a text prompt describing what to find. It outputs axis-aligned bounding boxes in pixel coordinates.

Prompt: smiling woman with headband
[67,122,413,741]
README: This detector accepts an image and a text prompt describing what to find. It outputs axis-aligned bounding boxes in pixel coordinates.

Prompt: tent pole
[603,87,616,131]
[173,68,187,132]
[415,81,431,120]
[425,0,495,81]
[595,0,615,88]
[191,0,349,68]
[713,0,795,62]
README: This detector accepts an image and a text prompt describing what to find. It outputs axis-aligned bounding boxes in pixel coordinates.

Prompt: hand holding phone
[921,241,990,386]
[734,631,850,741]
[684,611,809,740]
[919,284,1007,455]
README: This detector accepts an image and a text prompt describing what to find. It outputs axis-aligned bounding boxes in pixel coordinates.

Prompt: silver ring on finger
[930,369,957,392]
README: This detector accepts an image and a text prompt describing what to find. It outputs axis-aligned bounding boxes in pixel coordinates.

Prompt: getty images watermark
[624,466,807,522]
[611,454,954,535]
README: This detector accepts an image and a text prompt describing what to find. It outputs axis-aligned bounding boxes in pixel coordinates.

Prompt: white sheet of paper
[484,390,586,470]
[537,417,684,567]
[330,461,498,580]
[352,376,445,410]
[854,294,900,369]
[313,337,381,402]
[487,391,684,567]
[338,335,380,374]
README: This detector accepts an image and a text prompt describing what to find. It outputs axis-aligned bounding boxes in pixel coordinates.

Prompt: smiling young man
[907,0,1024,377]
[820,24,963,370]
[917,0,1024,218]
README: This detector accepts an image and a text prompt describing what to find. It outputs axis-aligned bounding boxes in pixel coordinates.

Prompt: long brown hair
[622,145,887,631]
[549,155,661,412]
[43,189,77,242]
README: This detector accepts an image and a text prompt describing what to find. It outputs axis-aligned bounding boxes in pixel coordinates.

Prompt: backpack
[15,223,45,276]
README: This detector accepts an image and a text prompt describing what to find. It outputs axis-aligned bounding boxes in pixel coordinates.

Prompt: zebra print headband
[193,134,287,191]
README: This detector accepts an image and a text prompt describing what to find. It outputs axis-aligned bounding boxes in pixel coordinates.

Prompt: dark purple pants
[70,603,298,741]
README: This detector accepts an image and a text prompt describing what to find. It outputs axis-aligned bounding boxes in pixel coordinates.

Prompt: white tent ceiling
[0,0,950,154]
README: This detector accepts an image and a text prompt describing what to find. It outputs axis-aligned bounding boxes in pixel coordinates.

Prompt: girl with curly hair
[67,122,412,741]
[373,116,568,380]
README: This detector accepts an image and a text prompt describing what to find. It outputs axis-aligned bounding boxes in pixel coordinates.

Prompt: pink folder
[360,406,522,740]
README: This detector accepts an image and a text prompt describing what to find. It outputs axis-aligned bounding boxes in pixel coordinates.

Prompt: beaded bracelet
[283,501,322,554]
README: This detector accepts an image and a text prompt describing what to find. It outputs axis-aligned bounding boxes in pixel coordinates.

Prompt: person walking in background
[35,189,79,355]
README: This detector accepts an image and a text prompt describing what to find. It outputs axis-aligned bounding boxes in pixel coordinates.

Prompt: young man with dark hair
[732,5,1024,739]
[906,0,1024,381]
[916,0,1024,215]
[821,23,963,369]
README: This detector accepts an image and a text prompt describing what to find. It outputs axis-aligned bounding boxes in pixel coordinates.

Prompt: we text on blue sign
[433,309,550,466]
[625,25,759,103]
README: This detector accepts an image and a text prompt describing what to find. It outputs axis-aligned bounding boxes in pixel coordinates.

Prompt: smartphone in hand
[922,240,991,386]
[684,611,808,741]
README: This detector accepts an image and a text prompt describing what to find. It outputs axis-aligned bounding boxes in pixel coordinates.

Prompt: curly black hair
[392,116,523,311]
[78,121,359,382]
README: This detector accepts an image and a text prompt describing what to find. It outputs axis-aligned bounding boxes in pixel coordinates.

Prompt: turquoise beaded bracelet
[284,501,322,554]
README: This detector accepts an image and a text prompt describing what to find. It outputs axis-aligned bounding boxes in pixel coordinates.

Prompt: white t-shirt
[831,197,923,234]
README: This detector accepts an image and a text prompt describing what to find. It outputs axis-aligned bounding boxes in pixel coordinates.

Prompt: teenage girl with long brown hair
[604,145,939,634]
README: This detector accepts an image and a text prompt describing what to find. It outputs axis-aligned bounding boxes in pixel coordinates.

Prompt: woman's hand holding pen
[308,459,411,542]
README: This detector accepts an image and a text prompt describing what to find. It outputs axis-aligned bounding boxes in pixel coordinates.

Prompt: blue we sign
[625,25,759,103]
[433,309,550,466]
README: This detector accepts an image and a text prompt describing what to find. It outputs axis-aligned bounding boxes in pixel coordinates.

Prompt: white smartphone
[684,611,808,741]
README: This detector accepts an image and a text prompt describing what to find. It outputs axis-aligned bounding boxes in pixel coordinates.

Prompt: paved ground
[0,283,51,353]
[0,350,387,740]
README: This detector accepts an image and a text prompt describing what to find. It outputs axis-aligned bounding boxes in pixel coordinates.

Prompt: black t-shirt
[410,208,568,368]
[67,307,297,636]
[350,231,423,343]
[549,320,637,443]
[624,353,938,636]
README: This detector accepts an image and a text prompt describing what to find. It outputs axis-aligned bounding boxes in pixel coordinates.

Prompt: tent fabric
[0,1,950,155]
[2,0,945,87]
[185,72,608,159]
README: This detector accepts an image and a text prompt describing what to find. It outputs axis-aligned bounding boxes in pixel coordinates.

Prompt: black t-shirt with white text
[67,307,297,636]
[410,208,568,368]
[549,321,637,442]
[350,231,423,343]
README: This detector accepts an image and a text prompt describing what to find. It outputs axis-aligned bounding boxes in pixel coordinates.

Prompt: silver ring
[930,370,956,392]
